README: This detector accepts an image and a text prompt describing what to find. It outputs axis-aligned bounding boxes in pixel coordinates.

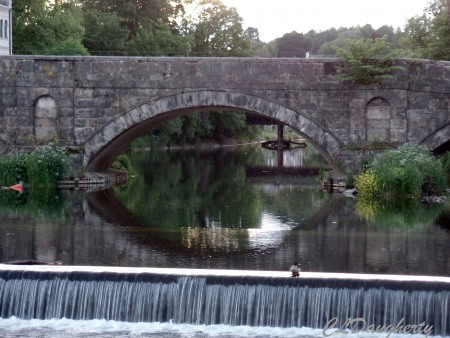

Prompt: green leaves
[189,0,251,56]
[276,31,311,58]
[0,145,68,188]
[13,0,88,55]
[357,144,447,202]
[334,36,403,86]
[405,0,450,60]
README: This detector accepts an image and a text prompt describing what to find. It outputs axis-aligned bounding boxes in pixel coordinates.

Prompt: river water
[0,145,449,276]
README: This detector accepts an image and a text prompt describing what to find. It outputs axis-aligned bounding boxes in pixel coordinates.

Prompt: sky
[220,0,431,42]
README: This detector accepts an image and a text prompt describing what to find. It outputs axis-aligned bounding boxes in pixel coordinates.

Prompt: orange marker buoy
[9,183,23,193]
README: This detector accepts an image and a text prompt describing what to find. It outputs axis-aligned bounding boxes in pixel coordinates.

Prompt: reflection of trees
[114,148,264,230]
[356,200,445,230]
[0,188,66,220]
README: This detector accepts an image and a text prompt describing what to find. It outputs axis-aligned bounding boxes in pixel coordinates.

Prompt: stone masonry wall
[0,56,449,171]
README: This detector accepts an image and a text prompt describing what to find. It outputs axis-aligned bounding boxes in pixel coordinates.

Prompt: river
[0,145,449,276]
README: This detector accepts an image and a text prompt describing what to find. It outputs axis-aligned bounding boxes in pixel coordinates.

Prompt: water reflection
[0,146,448,275]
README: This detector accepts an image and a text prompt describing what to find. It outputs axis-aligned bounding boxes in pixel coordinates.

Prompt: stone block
[407,92,430,109]
[57,117,73,129]
[390,108,406,119]
[16,88,34,107]
[390,129,407,143]
[0,95,16,107]
[75,88,94,98]
[75,108,103,118]
[407,109,431,119]
[368,119,389,129]
[16,107,33,117]
[74,118,87,128]
[75,97,114,108]
[0,107,16,118]
[408,117,429,130]
[34,61,58,74]
[16,72,34,87]
[16,60,35,73]
[75,127,95,143]
[50,88,73,108]
[31,87,51,99]
[349,99,365,109]
[349,128,366,142]
[15,127,34,144]
[407,128,425,142]
[58,128,74,144]
[59,108,74,117]
[367,128,389,142]
[17,114,34,126]
[390,119,406,129]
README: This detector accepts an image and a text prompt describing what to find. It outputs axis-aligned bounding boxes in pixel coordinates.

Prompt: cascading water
[0,269,448,336]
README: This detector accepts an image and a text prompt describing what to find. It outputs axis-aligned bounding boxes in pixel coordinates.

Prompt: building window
[4,20,7,39]
[0,19,3,39]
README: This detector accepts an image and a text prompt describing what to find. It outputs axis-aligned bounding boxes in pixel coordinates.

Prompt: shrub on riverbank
[0,145,68,187]
[355,145,446,201]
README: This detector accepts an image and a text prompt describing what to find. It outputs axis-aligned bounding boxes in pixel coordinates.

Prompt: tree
[188,0,251,56]
[13,0,88,55]
[246,27,277,57]
[405,0,450,60]
[80,0,191,55]
[80,0,185,38]
[318,29,363,55]
[126,23,193,56]
[334,36,402,86]
[82,9,128,54]
[276,31,311,57]
[306,28,338,55]
[245,27,260,42]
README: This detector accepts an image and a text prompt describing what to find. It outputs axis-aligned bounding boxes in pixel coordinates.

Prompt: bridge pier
[277,124,284,168]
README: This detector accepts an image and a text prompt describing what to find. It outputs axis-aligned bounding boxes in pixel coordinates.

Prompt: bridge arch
[83,90,343,171]
[420,123,450,154]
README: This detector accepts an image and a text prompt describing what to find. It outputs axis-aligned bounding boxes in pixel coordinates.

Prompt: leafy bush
[356,144,446,201]
[355,170,379,201]
[0,145,68,187]
[26,146,69,186]
[0,154,28,186]
[334,36,403,86]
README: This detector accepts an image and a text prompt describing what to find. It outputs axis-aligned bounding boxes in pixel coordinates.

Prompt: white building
[0,0,11,55]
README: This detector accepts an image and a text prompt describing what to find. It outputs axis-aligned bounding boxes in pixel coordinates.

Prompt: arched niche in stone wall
[34,96,58,140]
[366,97,391,142]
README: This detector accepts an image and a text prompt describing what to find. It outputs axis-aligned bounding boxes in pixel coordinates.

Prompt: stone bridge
[0,55,449,172]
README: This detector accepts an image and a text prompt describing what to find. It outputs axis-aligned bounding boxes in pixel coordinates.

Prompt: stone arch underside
[420,123,450,154]
[83,90,342,171]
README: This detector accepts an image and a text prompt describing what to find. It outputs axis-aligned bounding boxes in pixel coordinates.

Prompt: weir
[0,266,449,336]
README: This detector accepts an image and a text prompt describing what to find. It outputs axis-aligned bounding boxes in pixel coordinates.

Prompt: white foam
[1,264,449,284]
[0,317,443,338]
